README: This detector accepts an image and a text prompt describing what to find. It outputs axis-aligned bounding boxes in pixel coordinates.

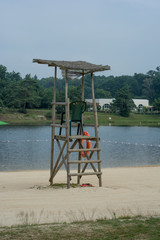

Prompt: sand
[0,166,160,226]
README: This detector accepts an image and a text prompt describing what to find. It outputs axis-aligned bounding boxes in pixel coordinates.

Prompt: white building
[86,98,149,111]
[132,99,149,108]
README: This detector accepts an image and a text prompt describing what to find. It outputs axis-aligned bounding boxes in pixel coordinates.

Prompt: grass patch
[0,108,160,126]
[31,183,79,190]
[0,109,52,125]
[0,216,160,240]
[84,112,160,127]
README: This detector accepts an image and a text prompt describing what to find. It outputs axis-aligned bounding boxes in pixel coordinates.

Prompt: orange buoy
[81,131,91,158]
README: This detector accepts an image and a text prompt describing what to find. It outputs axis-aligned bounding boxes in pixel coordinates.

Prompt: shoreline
[0,164,160,173]
[1,111,160,127]
[1,166,160,226]
[1,164,160,173]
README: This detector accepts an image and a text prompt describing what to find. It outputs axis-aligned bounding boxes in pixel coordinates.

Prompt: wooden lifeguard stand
[33,59,110,188]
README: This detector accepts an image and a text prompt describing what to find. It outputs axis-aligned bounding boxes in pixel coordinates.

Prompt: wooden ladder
[50,99,102,188]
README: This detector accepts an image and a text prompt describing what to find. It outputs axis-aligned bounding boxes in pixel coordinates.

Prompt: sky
[1,0,160,79]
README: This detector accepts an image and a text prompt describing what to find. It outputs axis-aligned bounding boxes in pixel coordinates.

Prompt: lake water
[0,125,160,171]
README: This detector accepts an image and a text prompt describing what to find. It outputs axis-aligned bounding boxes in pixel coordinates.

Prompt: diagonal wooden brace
[49,139,78,182]
[49,140,67,182]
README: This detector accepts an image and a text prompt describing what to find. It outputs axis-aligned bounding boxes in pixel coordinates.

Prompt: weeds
[16,209,44,225]
[0,216,160,240]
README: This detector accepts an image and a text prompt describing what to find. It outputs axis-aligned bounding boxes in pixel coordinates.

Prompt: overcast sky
[1,0,160,79]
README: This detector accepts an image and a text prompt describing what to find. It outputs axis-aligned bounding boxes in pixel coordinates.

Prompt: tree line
[0,64,160,113]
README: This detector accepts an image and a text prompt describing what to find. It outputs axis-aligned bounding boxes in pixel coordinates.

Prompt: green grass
[84,112,160,127]
[0,109,52,125]
[0,216,160,240]
[1,108,160,127]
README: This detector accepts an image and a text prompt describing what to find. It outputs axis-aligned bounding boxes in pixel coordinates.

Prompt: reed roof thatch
[33,59,110,79]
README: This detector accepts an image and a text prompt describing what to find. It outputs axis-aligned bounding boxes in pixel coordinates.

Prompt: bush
[45,111,52,119]
[18,108,27,114]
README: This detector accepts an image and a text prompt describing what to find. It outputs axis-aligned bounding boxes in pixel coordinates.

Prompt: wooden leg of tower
[91,71,102,187]
[77,140,81,184]
[98,153,102,187]
[50,126,54,185]
[66,97,70,189]
[50,66,57,185]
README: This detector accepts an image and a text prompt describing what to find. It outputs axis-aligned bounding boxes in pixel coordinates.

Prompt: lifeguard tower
[33,59,110,188]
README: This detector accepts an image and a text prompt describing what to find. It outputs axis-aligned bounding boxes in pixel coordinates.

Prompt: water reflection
[0,125,160,171]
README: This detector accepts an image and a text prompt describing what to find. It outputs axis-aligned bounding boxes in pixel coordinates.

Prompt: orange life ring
[81,131,91,158]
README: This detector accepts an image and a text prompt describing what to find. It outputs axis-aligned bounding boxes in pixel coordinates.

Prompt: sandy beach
[0,166,160,227]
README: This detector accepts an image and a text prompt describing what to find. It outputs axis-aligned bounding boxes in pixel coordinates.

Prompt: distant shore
[1,109,160,127]
[1,166,160,227]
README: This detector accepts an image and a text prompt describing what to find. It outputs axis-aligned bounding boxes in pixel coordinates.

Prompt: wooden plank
[68,160,101,164]
[68,148,101,152]
[54,135,72,142]
[69,135,99,141]
[69,172,102,177]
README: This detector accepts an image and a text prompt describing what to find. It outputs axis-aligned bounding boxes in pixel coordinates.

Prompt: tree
[4,81,22,108]
[95,89,111,98]
[40,87,53,109]
[153,98,160,111]
[19,74,42,109]
[152,75,160,101]
[0,65,7,79]
[68,85,82,102]
[142,78,155,103]
[111,86,135,117]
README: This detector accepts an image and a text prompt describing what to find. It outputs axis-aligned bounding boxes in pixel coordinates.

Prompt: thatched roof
[33,59,110,79]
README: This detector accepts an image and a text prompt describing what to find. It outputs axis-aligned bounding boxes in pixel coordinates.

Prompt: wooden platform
[54,134,100,141]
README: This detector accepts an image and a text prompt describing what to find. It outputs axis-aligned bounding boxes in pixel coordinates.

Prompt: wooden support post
[78,139,82,184]
[77,71,85,183]
[91,72,102,187]
[82,72,84,101]
[66,98,70,188]
[65,70,71,188]
[50,66,57,185]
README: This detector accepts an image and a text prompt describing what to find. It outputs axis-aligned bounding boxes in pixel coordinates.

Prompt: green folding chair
[59,101,87,136]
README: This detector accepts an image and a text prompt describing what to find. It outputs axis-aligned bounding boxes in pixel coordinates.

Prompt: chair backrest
[70,101,87,121]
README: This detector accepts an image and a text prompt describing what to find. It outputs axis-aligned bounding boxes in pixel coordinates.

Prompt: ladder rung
[68,172,102,176]
[51,102,67,105]
[68,148,101,152]
[51,124,67,128]
[69,135,99,141]
[68,160,101,164]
